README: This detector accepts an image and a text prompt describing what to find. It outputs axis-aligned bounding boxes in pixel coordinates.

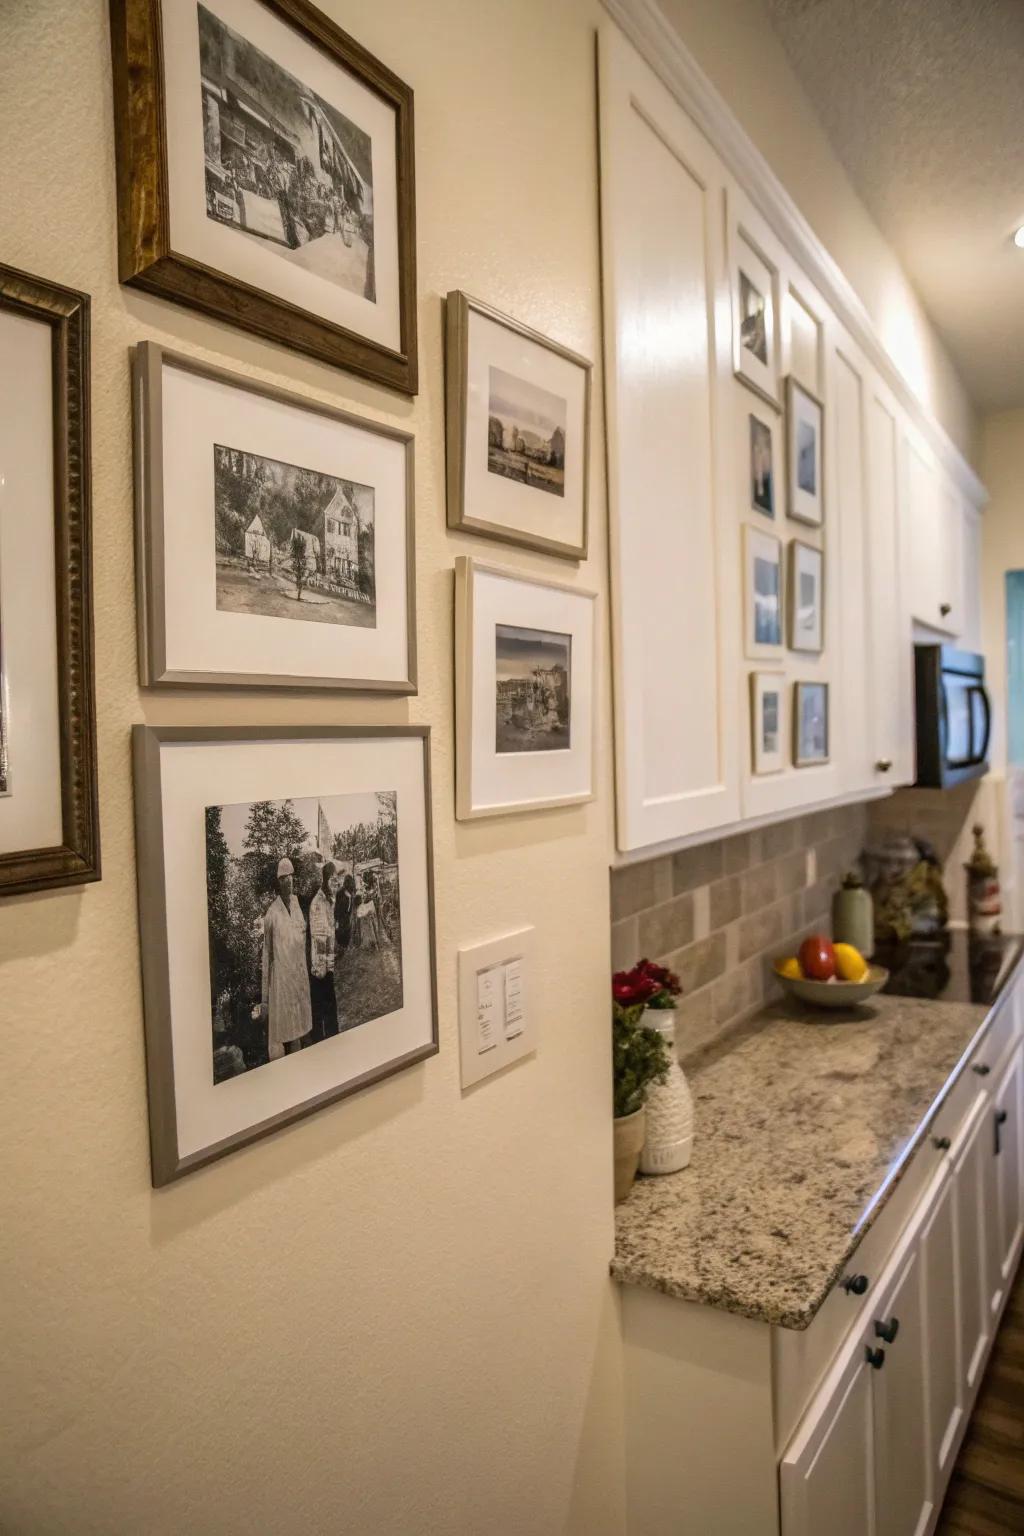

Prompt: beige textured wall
[0,1,981,1532]
[659,0,979,464]
[0,2,623,1533]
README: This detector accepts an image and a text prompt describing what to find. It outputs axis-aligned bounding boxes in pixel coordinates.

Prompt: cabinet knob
[874,1316,900,1344]
[995,1108,1009,1156]
[932,1135,951,1151]
[865,1346,886,1370]
[972,1063,991,1076]
[842,1273,870,1296]
[940,602,952,617]
[875,758,893,773]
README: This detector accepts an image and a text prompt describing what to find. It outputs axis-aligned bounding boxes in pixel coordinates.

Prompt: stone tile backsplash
[610,803,869,1064]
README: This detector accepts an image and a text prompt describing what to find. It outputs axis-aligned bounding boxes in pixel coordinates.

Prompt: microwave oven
[914,645,991,788]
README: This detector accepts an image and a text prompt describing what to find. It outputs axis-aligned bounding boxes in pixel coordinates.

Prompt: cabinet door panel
[867,392,913,785]
[953,1102,991,1396]
[835,347,870,793]
[780,1344,874,1536]
[995,1045,1024,1290]
[873,1245,931,1536]
[919,1171,962,1488]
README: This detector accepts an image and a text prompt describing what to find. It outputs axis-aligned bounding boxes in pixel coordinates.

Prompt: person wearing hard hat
[259,856,312,1057]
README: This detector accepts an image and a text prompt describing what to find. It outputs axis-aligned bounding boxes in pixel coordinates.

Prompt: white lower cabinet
[872,1242,931,1536]
[780,1340,875,1536]
[989,1043,1024,1313]
[951,1097,991,1395]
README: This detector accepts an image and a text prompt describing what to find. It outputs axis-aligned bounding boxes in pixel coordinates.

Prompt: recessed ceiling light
[1014,226,1024,249]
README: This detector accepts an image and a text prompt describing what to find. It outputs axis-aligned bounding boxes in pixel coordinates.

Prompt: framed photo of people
[133,724,438,1185]
[454,557,596,819]
[133,343,415,691]
[0,263,100,897]
[445,292,592,560]
[109,0,418,393]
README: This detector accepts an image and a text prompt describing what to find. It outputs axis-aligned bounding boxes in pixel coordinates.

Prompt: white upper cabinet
[865,382,915,786]
[902,427,967,639]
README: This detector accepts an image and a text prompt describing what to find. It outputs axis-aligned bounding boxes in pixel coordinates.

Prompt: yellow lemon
[834,943,868,983]
[776,956,803,980]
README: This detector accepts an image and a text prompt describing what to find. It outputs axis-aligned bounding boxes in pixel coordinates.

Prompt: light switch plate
[457,927,537,1088]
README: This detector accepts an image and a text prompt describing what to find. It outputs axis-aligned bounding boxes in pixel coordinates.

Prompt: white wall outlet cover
[457,927,537,1089]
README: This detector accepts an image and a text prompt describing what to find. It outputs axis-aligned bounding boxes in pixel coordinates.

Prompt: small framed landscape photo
[743,524,784,660]
[134,343,415,691]
[133,724,438,1185]
[454,557,596,819]
[109,0,418,393]
[730,218,779,409]
[793,681,829,768]
[749,410,775,519]
[789,540,824,653]
[445,292,592,560]
[750,672,785,775]
[786,377,824,526]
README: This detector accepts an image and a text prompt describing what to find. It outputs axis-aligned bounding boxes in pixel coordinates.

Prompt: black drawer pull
[995,1108,1009,1156]
[874,1316,900,1344]
[842,1274,870,1296]
[940,602,952,617]
[932,1135,951,1151]
[972,1063,991,1076]
[865,1346,886,1370]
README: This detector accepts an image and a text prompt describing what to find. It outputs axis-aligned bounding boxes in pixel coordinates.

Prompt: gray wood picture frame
[133,723,439,1186]
[0,263,100,898]
[133,342,417,692]
[445,291,592,561]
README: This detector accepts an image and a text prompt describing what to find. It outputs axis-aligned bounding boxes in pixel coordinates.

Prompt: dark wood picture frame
[0,264,100,898]
[133,723,438,1185]
[109,0,418,395]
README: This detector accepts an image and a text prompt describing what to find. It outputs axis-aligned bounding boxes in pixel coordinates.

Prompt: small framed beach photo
[793,681,830,768]
[743,524,784,660]
[786,376,824,526]
[750,672,785,775]
[788,540,824,653]
[454,557,596,819]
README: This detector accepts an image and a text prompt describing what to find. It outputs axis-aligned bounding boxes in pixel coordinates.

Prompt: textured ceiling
[766,0,1024,412]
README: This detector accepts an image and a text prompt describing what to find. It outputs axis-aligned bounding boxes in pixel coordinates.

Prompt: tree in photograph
[290,530,308,602]
[241,798,311,897]
[205,806,232,1003]
[375,790,398,865]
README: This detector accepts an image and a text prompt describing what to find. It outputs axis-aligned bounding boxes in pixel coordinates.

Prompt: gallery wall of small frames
[0,0,597,1185]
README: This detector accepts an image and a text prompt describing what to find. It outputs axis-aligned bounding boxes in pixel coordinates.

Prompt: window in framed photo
[743,524,784,660]
[445,292,592,560]
[133,724,438,1185]
[786,376,825,526]
[454,557,596,818]
[793,681,829,768]
[0,263,99,898]
[749,410,776,519]
[750,672,785,776]
[730,219,779,409]
[109,0,418,393]
[788,540,824,654]
[134,343,414,691]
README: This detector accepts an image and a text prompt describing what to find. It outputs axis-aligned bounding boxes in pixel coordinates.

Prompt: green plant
[613,1003,670,1119]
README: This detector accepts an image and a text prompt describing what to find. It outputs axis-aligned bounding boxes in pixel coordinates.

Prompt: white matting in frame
[455,556,596,819]
[134,725,438,1185]
[135,344,415,690]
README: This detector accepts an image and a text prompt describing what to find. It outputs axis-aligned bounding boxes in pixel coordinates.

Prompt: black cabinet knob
[995,1108,1009,1156]
[940,602,952,617]
[876,758,893,773]
[973,1063,991,1076]
[933,1135,951,1151]
[865,1346,886,1370]
[874,1316,900,1344]
[842,1274,870,1296]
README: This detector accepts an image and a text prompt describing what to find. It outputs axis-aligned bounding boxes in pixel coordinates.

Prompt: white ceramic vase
[638,1006,693,1174]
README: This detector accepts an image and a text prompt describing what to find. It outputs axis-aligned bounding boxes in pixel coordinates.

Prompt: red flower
[612,967,658,1006]
[636,958,681,997]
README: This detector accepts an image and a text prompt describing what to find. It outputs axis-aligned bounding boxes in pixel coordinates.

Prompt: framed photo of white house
[729,214,780,409]
[109,0,418,394]
[788,539,824,653]
[743,524,784,660]
[133,724,438,1185]
[0,263,100,898]
[786,376,824,526]
[750,672,785,775]
[445,292,592,561]
[133,343,415,691]
[793,681,829,768]
[454,557,596,819]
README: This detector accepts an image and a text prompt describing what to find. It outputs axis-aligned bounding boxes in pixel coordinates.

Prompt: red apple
[799,934,836,982]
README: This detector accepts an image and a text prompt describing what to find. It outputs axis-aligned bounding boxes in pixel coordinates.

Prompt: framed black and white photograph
[786,376,824,526]
[133,724,438,1185]
[749,411,775,518]
[743,524,784,660]
[455,557,595,819]
[750,672,784,775]
[134,343,414,690]
[110,0,417,393]
[730,219,779,409]
[446,292,592,560]
[793,681,829,767]
[788,540,824,653]
[0,263,100,897]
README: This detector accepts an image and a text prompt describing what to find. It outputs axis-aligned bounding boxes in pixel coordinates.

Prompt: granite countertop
[612,992,993,1330]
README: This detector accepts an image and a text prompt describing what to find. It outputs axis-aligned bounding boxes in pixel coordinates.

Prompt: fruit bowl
[773,964,889,1010]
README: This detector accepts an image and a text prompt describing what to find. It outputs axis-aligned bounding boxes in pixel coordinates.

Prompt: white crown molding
[600,0,987,509]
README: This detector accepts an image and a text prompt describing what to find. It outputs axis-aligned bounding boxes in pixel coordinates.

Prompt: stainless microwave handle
[969,684,991,765]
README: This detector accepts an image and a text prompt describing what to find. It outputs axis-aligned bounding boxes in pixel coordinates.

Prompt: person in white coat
[260,857,312,1057]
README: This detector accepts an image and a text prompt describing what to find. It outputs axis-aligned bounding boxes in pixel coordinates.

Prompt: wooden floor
[936,1260,1024,1534]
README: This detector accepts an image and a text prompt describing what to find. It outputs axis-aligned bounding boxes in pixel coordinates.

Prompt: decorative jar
[638,1008,693,1174]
